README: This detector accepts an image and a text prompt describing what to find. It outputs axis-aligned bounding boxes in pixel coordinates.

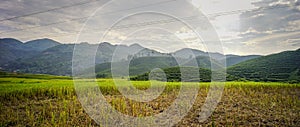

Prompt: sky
[0,0,299,55]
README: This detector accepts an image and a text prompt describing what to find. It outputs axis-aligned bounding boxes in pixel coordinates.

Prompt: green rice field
[0,74,299,126]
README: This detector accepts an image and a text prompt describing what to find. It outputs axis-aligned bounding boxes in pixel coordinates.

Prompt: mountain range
[0,38,261,76]
[4,38,299,83]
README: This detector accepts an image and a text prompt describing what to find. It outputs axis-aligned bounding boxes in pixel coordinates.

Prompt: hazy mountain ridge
[1,38,261,76]
[226,55,261,67]
[0,38,59,65]
[24,38,61,51]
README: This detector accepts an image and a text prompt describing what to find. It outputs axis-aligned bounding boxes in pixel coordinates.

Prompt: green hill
[130,66,212,82]
[91,56,183,78]
[227,49,300,82]
[225,55,261,66]
[89,56,220,78]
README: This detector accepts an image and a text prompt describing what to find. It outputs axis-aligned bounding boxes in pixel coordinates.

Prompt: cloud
[240,1,300,32]
[0,0,106,42]
[281,38,300,46]
[0,0,299,55]
[243,31,300,45]
[224,0,300,55]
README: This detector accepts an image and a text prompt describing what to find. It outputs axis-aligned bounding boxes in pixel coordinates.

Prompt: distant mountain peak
[129,43,143,48]
[22,38,61,51]
[0,38,23,44]
[174,48,207,53]
[34,38,55,41]
[25,38,60,44]
[99,42,114,47]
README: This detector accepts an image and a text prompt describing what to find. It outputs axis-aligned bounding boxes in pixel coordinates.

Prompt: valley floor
[0,77,299,126]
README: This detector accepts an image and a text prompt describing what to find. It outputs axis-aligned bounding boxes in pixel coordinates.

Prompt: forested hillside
[130,66,212,82]
[227,49,300,82]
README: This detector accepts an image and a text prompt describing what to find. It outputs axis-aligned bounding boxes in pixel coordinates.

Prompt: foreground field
[0,76,299,126]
